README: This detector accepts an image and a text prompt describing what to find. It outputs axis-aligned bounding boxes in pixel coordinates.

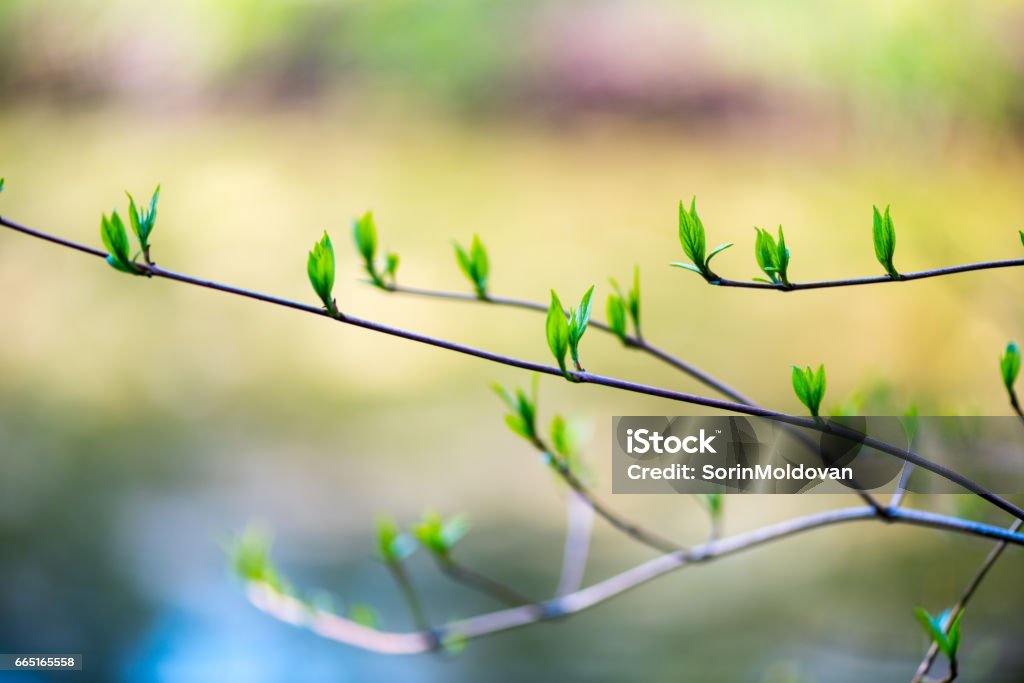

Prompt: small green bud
[493,378,538,442]
[307,231,337,315]
[606,294,627,343]
[914,607,961,660]
[672,197,732,281]
[567,285,595,370]
[791,364,827,417]
[376,516,416,565]
[545,290,571,378]
[384,251,400,284]
[226,525,293,596]
[100,211,138,274]
[1001,341,1020,394]
[454,235,489,298]
[872,205,899,279]
[353,211,384,287]
[550,414,570,457]
[126,185,160,259]
[695,493,724,523]
[412,511,470,560]
[753,225,790,286]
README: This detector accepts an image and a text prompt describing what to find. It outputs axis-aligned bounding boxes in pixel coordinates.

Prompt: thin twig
[1010,391,1024,426]
[0,216,1019,520]
[381,283,886,513]
[555,492,593,596]
[246,505,1024,654]
[380,283,754,405]
[533,439,684,554]
[890,461,914,509]
[437,559,538,609]
[910,517,1023,683]
[911,406,1024,682]
[386,562,433,643]
[708,258,1024,292]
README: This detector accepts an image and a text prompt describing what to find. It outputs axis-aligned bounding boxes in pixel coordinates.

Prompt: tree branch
[0,215,1019,521]
[910,517,1022,682]
[380,282,886,513]
[380,283,754,405]
[246,505,1024,655]
[555,492,593,596]
[709,258,1024,292]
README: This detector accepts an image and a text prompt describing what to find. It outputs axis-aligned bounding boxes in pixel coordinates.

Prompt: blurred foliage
[1,0,1024,133]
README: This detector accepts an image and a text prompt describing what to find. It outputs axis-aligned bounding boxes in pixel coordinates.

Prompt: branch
[710,258,1024,292]
[381,283,886,514]
[555,492,593,596]
[1,215,1020,521]
[436,559,538,609]
[542,447,684,554]
[380,283,754,405]
[910,517,1023,683]
[246,505,1024,654]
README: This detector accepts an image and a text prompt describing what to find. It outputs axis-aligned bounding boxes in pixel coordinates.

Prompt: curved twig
[246,505,1024,654]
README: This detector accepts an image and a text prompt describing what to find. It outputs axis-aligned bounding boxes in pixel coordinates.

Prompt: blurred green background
[2,1,1024,681]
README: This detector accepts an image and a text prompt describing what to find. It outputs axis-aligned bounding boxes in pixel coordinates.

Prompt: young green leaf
[353,211,384,287]
[226,525,293,595]
[872,205,899,279]
[609,266,642,341]
[100,211,138,274]
[376,516,416,565]
[546,290,571,378]
[307,231,338,315]
[384,251,400,284]
[1001,341,1020,395]
[547,414,590,482]
[673,198,732,281]
[567,285,595,370]
[0,178,5,193]
[504,414,532,440]
[914,607,961,660]
[126,185,160,261]
[792,364,827,417]
[1019,230,1023,248]
[550,414,570,457]
[753,226,792,286]
[454,235,489,298]
[353,211,377,263]
[677,198,707,271]
[470,235,488,294]
[695,493,724,524]
[412,511,470,561]
[493,378,538,442]
[606,293,627,343]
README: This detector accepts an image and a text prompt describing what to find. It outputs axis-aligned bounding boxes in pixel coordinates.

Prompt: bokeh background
[2,1,1024,681]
